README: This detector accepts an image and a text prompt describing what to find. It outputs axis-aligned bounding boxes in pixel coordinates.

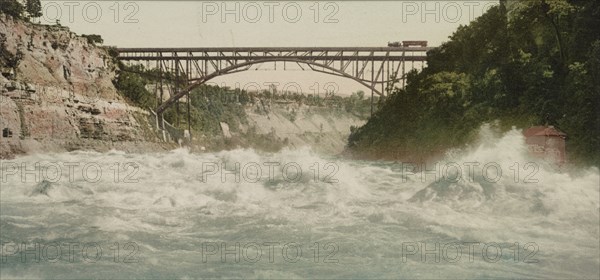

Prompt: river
[1,128,598,279]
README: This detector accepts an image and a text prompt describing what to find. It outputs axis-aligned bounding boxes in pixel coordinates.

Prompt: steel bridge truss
[117,47,431,115]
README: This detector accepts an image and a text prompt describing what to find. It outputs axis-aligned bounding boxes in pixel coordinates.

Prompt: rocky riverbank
[0,14,170,159]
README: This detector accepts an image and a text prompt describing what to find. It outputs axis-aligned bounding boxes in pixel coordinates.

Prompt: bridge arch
[156,58,383,114]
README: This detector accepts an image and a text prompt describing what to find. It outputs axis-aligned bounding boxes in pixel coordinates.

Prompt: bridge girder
[116,47,431,114]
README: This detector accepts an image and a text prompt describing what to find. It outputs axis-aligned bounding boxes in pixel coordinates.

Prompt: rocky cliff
[0,14,166,159]
[242,103,365,155]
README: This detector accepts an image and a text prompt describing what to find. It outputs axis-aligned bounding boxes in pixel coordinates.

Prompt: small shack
[523,126,567,164]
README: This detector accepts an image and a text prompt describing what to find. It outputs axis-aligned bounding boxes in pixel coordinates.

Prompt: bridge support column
[370,90,374,116]
[371,59,375,116]
[156,111,167,142]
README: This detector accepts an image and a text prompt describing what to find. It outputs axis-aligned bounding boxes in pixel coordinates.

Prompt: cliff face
[242,103,365,155]
[0,14,164,159]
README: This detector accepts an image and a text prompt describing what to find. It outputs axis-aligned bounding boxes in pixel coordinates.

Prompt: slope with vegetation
[347,0,599,166]
[114,64,371,153]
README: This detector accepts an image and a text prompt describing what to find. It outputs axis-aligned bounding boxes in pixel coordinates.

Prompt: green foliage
[82,34,104,45]
[1,0,42,20]
[180,85,249,135]
[0,0,25,19]
[0,33,20,68]
[355,90,365,100]
[114,65,157,109]
[349,1,600,166]
[106,47,119,59]
[25,0,42,18]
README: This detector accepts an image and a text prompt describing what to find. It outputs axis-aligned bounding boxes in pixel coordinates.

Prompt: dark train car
[402,41,428,47]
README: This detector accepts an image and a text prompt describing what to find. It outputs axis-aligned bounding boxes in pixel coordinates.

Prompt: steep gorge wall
[242,102,365,155]
[0,14,165,159]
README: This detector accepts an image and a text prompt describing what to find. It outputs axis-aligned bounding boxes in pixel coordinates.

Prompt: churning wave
[1,127,598,279]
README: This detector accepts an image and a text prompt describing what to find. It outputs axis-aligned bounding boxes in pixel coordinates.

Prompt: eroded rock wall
[0,14,163,159]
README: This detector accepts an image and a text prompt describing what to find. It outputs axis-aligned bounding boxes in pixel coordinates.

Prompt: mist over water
[1,127,598,279]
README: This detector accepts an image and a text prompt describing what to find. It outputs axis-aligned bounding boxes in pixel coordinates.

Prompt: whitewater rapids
[1,128,598,279]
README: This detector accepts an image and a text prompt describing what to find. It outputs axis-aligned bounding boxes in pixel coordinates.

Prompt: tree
[82,34,104,45]
[25,0,42,19]
[356,90,365,100]
[114,65,157,109]
[0,0,25,19]
[512,0,575,65]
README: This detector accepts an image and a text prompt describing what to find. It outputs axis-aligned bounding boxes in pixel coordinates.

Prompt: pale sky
[38,0,498,95]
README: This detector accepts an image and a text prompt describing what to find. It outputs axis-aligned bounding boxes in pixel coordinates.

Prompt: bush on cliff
[82,34,104,45]
[114,65,157,109]
[1,0,42,20]
[0,0,25,19]
[0,33,21,69]
[25,0,42,19]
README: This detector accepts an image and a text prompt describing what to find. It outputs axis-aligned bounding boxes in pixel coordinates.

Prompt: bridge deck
[116,47,433,52]
[117,55,428,61]
[116,47,432,61]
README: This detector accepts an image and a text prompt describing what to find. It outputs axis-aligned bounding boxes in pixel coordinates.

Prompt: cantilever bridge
[116,46,433,117]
